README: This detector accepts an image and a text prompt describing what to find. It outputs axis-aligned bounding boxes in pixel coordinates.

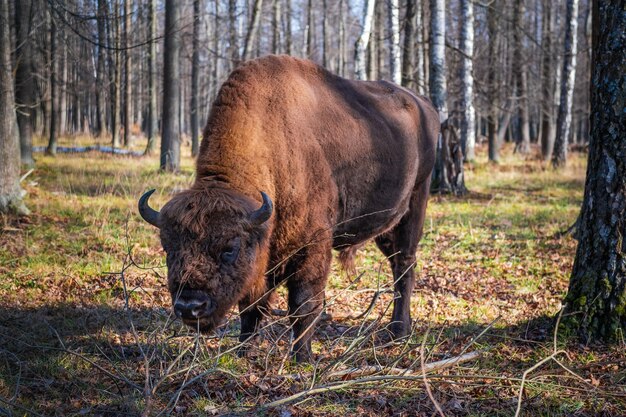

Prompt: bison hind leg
[375,178,430,339]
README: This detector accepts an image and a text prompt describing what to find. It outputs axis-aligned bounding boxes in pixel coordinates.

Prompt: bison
[139,55,439,361]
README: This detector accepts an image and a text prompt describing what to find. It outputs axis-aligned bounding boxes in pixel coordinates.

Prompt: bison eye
[220,239,241,264]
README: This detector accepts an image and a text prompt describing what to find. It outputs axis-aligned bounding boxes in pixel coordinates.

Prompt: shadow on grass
[0,300,588,417]
[1,300,624,416]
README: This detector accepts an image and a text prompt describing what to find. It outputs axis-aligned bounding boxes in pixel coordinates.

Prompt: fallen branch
[261,351,480,409]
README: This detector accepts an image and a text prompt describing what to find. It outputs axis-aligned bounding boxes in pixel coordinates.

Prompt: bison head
[138,187,272,332]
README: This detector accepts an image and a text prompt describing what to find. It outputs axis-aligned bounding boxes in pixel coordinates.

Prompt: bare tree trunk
[402,0,416,89]
[96,0,108,138]
[123,0,132,147]
[229,0,239,67]
[459,0,475,161]
[487,1,500,162]
[323,0,328,67]
[512,0,530,154]
[430,0,464,195]
[564,0,626,342]
[242,0,263,61]
[161,0,181,171]
[415,0,425,94]
[540,0,557,161]
[46,11,58,156]
[305,0,313,59]
[0,0,28,214]
[59,27,67,137]
[354,0,376,80]
[338,0,345,77]
[272,0,281,54]
[285,0,292,55]
[388,0,401,84]
[211,0,221,102]
[14,0,35,166]
[109,0,121,148]
[552,0,580,168]
[191,0,201,157]
[145,0,157,155]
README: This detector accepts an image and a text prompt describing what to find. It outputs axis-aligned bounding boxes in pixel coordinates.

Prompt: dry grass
[1,139,624,416]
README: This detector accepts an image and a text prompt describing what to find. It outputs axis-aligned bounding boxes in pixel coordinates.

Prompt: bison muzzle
[139,55,439,362]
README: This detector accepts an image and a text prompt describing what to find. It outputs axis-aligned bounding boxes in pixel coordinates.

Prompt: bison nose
[174,294,215,320]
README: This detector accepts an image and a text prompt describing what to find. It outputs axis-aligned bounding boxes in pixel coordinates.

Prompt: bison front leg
[237,289,271,357]
[286,243,331,362]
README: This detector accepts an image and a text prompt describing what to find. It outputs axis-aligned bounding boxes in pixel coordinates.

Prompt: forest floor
[1,138,625,416]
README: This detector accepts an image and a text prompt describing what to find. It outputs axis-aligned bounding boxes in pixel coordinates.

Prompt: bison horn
[138,189,161,228]
[250,192,273,225]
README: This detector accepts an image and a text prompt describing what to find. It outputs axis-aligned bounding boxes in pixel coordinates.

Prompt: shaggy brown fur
[144,55,439,361]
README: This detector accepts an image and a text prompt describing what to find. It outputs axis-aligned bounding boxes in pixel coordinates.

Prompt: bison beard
[139,56,439,362]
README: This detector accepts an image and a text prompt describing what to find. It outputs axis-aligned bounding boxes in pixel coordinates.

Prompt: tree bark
[338,0,345,77]
[459,0,475,161]
[429,0,465,195]
[14,0,35,166]
[229,0,239,66]
[46,10,58,156]
[305,0,313,59]
[145,0,157,155]
[564,0,626,342]
[552,0,580,168]
[242,0,263,61]
[512,0,530,154]
[401,0,416,90]
[272,0,281,54]
[354,0,376,80]
[285,0,292,55]
[96,0,108,138]
[0,0,28,214]
[191,0,201,157]
[388,0,401,84]
[160,0,181,171]
[415,0,425,95]
[540,0,557,161]
[486,1,498,162]
[123,0,132,147]
[322,0,328,67]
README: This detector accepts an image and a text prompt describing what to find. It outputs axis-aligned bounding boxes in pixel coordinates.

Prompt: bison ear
[249,192,273,226]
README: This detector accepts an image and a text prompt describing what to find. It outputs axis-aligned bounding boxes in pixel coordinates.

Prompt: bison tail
[337,245,362,275]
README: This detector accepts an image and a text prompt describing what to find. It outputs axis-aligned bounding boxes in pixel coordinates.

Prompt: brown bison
[139,55,439,361]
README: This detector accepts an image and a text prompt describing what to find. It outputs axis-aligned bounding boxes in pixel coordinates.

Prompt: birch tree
[388,0,401,84]
[564,0,625,343]
[552,0,580,168]
[0,0,28,214]
[459,0,475,161]
[354,0,376,80]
